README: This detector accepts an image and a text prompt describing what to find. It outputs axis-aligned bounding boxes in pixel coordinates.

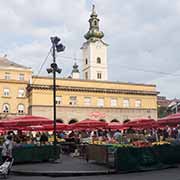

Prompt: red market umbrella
[71,119,108,130]
[0,116,53,127]
[20,123,67,132]
[125,118,157,129]
[158,113,180,127]
[107,122,128,130]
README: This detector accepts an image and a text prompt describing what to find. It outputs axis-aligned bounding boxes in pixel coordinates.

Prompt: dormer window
[97,57,101,64]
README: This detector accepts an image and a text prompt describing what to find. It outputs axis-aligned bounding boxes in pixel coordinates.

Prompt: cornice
[32,76,156,87]
[27,84,159,96]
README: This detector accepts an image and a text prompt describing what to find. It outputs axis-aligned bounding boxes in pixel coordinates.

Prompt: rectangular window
[56,96,62,105]
[4,72,10,80]
[84,97,91,106]
[97,72,102,79]
[97,57,101,64]
[111,98,117,107]
[123,99,129,108]
[85,72,88,80]
[3,88,10,97]
[97,98,104,107]
[18,73,25,81]
[18,89,25,97]
[69,96,77,105]
[135,100,141,108]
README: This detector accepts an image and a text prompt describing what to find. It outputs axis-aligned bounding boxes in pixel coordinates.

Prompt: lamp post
[47,36,65,160]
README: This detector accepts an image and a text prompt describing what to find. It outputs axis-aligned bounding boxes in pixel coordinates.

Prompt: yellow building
[0,6,159,123]
[27,76,158,124]
[0,56,32,119]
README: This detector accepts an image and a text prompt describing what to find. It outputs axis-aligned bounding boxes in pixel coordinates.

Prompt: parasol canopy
[0,116,53,127]
[20,123,67,131]
[107,122,128,130]
[125,118,157,129]
[158,113,180,127]
[70,119,108,130]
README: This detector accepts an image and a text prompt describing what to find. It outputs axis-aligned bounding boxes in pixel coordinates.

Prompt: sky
[0,0,180,99]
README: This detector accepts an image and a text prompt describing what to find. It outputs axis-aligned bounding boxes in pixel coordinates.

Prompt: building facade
[0,5,158,123]
[27,76,158,123]
[0,56,32,119]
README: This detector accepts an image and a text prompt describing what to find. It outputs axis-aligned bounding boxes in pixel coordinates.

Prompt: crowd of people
[0,125,180,163]
[0,124,180,146]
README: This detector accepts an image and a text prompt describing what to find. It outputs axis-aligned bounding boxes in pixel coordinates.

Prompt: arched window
[57,119,64,123]
[111,119,119,123]
[123,119,130,124]
[18,104,24,114]
[2,104,10,113]
[69,119,78,124]
[94,21,97,26]
[99,119,106,122]
[97,57,101,64]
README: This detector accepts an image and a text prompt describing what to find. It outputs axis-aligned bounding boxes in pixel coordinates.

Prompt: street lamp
[47,36,65,160]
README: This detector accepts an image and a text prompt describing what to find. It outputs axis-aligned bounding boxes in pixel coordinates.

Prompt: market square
[0,1,180,179]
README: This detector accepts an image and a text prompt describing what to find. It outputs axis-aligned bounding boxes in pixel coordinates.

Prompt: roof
[33,75,157,87]
[0,56,31,69]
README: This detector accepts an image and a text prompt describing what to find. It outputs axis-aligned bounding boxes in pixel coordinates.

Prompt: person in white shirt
[1,135,14,163]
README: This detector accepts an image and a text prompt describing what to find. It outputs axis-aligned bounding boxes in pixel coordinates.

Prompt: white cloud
[0,0,180,98]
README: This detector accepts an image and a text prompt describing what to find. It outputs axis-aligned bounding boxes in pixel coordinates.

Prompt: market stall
[0,144,61,164]
[125,118,157,129]
[70,119,108,130]
[158,113,180,127]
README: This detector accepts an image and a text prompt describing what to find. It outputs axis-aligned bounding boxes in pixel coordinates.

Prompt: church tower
[71,62,80,79]
[81,5,108,81]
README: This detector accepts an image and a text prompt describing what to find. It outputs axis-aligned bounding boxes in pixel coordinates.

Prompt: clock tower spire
[81,5,108,81]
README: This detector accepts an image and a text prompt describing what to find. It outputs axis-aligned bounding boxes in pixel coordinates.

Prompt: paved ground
[12,155,109,172]
[8,166,180,180]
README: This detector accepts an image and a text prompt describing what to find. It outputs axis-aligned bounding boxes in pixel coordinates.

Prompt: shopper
[1,135,14,163]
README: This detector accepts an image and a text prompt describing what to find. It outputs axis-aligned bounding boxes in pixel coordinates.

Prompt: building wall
[0,67,32,117]
[82,40,108,81]
[32,76,156,92]
[29,106,157,124]
[0,68,32,82]
[29,88,157,109]
[28,76,158,122]
[0,68,158,121]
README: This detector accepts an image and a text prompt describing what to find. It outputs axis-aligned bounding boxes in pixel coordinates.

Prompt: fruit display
[132,141,152,147]
[152,141,170,146]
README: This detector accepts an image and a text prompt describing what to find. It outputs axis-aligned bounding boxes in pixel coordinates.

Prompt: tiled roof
[0,56,30,69]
